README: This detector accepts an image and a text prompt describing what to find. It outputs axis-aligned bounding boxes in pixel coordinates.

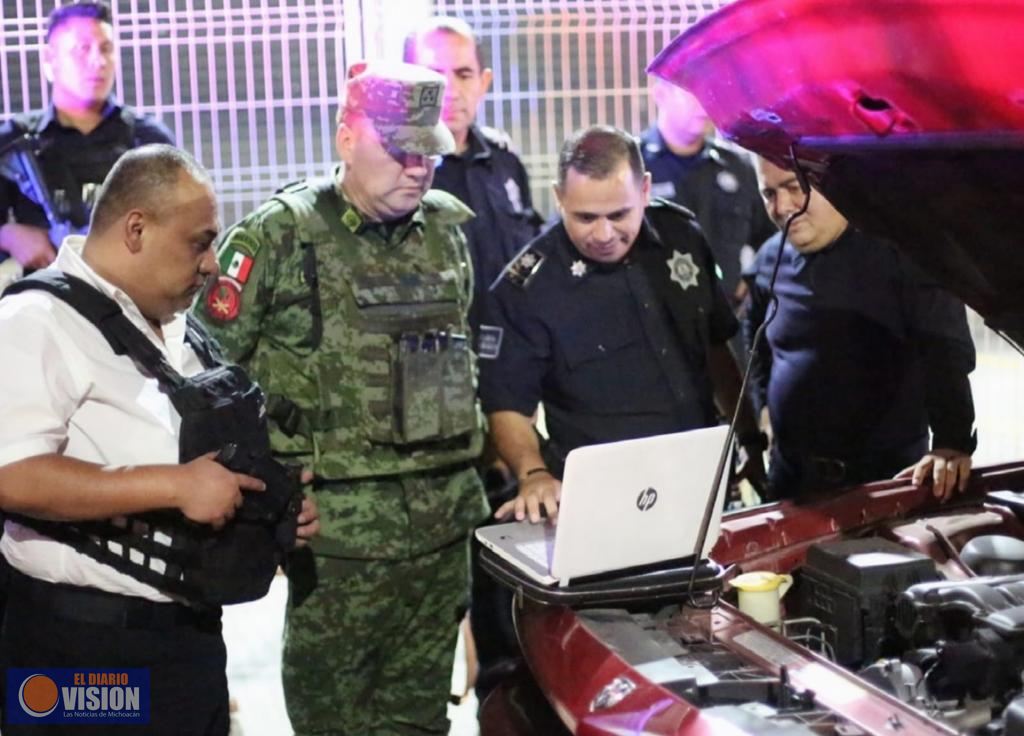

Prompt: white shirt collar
[54,235,188,355]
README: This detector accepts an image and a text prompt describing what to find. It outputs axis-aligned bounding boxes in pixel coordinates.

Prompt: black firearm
[0,134,81,249]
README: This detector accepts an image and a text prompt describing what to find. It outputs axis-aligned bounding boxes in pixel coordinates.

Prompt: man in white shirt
[0,144,318,735]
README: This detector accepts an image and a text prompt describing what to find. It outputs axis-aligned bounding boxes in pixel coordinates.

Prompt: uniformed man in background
[404,15,544,702]
[0,0,174,275]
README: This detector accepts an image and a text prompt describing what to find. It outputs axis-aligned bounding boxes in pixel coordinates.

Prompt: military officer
[196,62,487,735]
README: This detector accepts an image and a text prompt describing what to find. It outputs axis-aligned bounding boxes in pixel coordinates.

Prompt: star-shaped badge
[570,260,587,278]
[667,251,700,290]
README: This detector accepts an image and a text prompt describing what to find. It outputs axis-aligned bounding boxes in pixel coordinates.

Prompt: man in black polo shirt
[744,158,976,501]
[479,125,765,523]
[0,0,173,273]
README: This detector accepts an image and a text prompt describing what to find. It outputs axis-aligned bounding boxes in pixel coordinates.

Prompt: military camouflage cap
[343,60,455,156]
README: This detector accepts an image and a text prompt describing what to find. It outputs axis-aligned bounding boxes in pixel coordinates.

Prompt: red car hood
[648,0,1024,349]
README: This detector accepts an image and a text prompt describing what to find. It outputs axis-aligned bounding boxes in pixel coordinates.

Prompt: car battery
[797,538,938,666]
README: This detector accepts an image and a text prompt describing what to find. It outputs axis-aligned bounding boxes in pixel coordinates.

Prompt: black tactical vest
[3,272,302,606]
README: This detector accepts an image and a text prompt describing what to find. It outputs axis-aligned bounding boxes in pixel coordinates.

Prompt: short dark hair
[402,17,484,69]
[46,1,112,42]
[90,145,212,234]
[556,125,645,189]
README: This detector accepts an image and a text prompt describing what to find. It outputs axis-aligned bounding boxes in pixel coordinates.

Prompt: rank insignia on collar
[668,251,700,290]
[341,207,363,233]
[570,260,587,278]
[500,246,546,288]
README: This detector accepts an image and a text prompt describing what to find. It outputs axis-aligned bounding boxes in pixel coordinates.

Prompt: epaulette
[422,188,474,226]
[493,242,547,290]
[707,135,754,161]
[478,125,514,151]
[276,179,310,195]
[649,196,697,221]
[271,179,319,222]
[0,116,30,147]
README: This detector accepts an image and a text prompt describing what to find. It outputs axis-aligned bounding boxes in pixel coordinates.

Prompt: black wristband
[520,467,551,481]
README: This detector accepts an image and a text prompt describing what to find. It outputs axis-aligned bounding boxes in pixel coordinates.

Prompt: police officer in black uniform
[0,1,173,273]
[405,17,545,702]
[641,79,774,313]
[404,17,543,339]
[479,125,765,524]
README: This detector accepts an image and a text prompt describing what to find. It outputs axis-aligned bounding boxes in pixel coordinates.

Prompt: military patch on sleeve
[500,247,545,288]
[218,246,255,285]
[224,229,262,258]
[477,325,504,360]
[205,276,243,322]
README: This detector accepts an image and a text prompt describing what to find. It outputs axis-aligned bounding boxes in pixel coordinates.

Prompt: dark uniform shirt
[744,228,976,496]
[640,127,775,301]
[431,125,542,340]
[479,199,737,473]
[0,99,174,234]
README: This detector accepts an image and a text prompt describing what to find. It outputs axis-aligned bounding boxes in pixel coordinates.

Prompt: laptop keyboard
[516,538,554,570]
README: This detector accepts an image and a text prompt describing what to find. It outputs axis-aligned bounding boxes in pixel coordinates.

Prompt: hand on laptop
[495,470,562,524]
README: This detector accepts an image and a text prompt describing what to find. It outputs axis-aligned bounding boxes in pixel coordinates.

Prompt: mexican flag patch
[219,247,254,284]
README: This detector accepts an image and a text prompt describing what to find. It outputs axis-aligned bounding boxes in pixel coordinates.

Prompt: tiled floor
[222,576,480,736]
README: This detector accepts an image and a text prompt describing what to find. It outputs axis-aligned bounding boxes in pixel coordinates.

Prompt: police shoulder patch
[649,196,697,221]
[499,245,546,288]
[477,325,504,359]
[423,189,474,226]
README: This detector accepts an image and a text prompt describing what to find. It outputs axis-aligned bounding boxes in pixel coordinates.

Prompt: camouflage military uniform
[196,173,487,735]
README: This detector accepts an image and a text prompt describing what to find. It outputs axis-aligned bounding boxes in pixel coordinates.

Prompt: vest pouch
[394,330,478,444]
[395,332,445,443]
[439,333,478,439]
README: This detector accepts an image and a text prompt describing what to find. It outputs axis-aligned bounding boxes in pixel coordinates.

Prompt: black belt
[7,567,221,632]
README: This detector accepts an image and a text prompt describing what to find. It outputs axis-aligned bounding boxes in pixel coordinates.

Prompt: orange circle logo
[19,674,59,717]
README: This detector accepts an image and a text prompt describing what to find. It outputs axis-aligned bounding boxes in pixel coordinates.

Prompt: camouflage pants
[282,467,484,735]
[282,543,468,735]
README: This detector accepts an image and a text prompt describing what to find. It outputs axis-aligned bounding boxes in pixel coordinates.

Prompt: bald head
[90,144,213,235]
[403,17,484,68]
[84,145,220,322]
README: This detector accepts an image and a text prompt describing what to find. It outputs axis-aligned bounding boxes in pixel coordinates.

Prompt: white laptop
[476,425,732,587]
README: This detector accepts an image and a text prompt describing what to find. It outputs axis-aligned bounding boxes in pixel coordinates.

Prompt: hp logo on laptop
[636,487,658,511]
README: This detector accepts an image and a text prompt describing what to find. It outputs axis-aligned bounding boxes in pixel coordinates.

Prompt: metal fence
[1,0,426,224]
[432,0,727,214]
[2,0,727,221]
[3,0,1020,464]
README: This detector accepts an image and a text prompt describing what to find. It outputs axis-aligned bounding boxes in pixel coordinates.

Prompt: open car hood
[649,0,1024,350]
